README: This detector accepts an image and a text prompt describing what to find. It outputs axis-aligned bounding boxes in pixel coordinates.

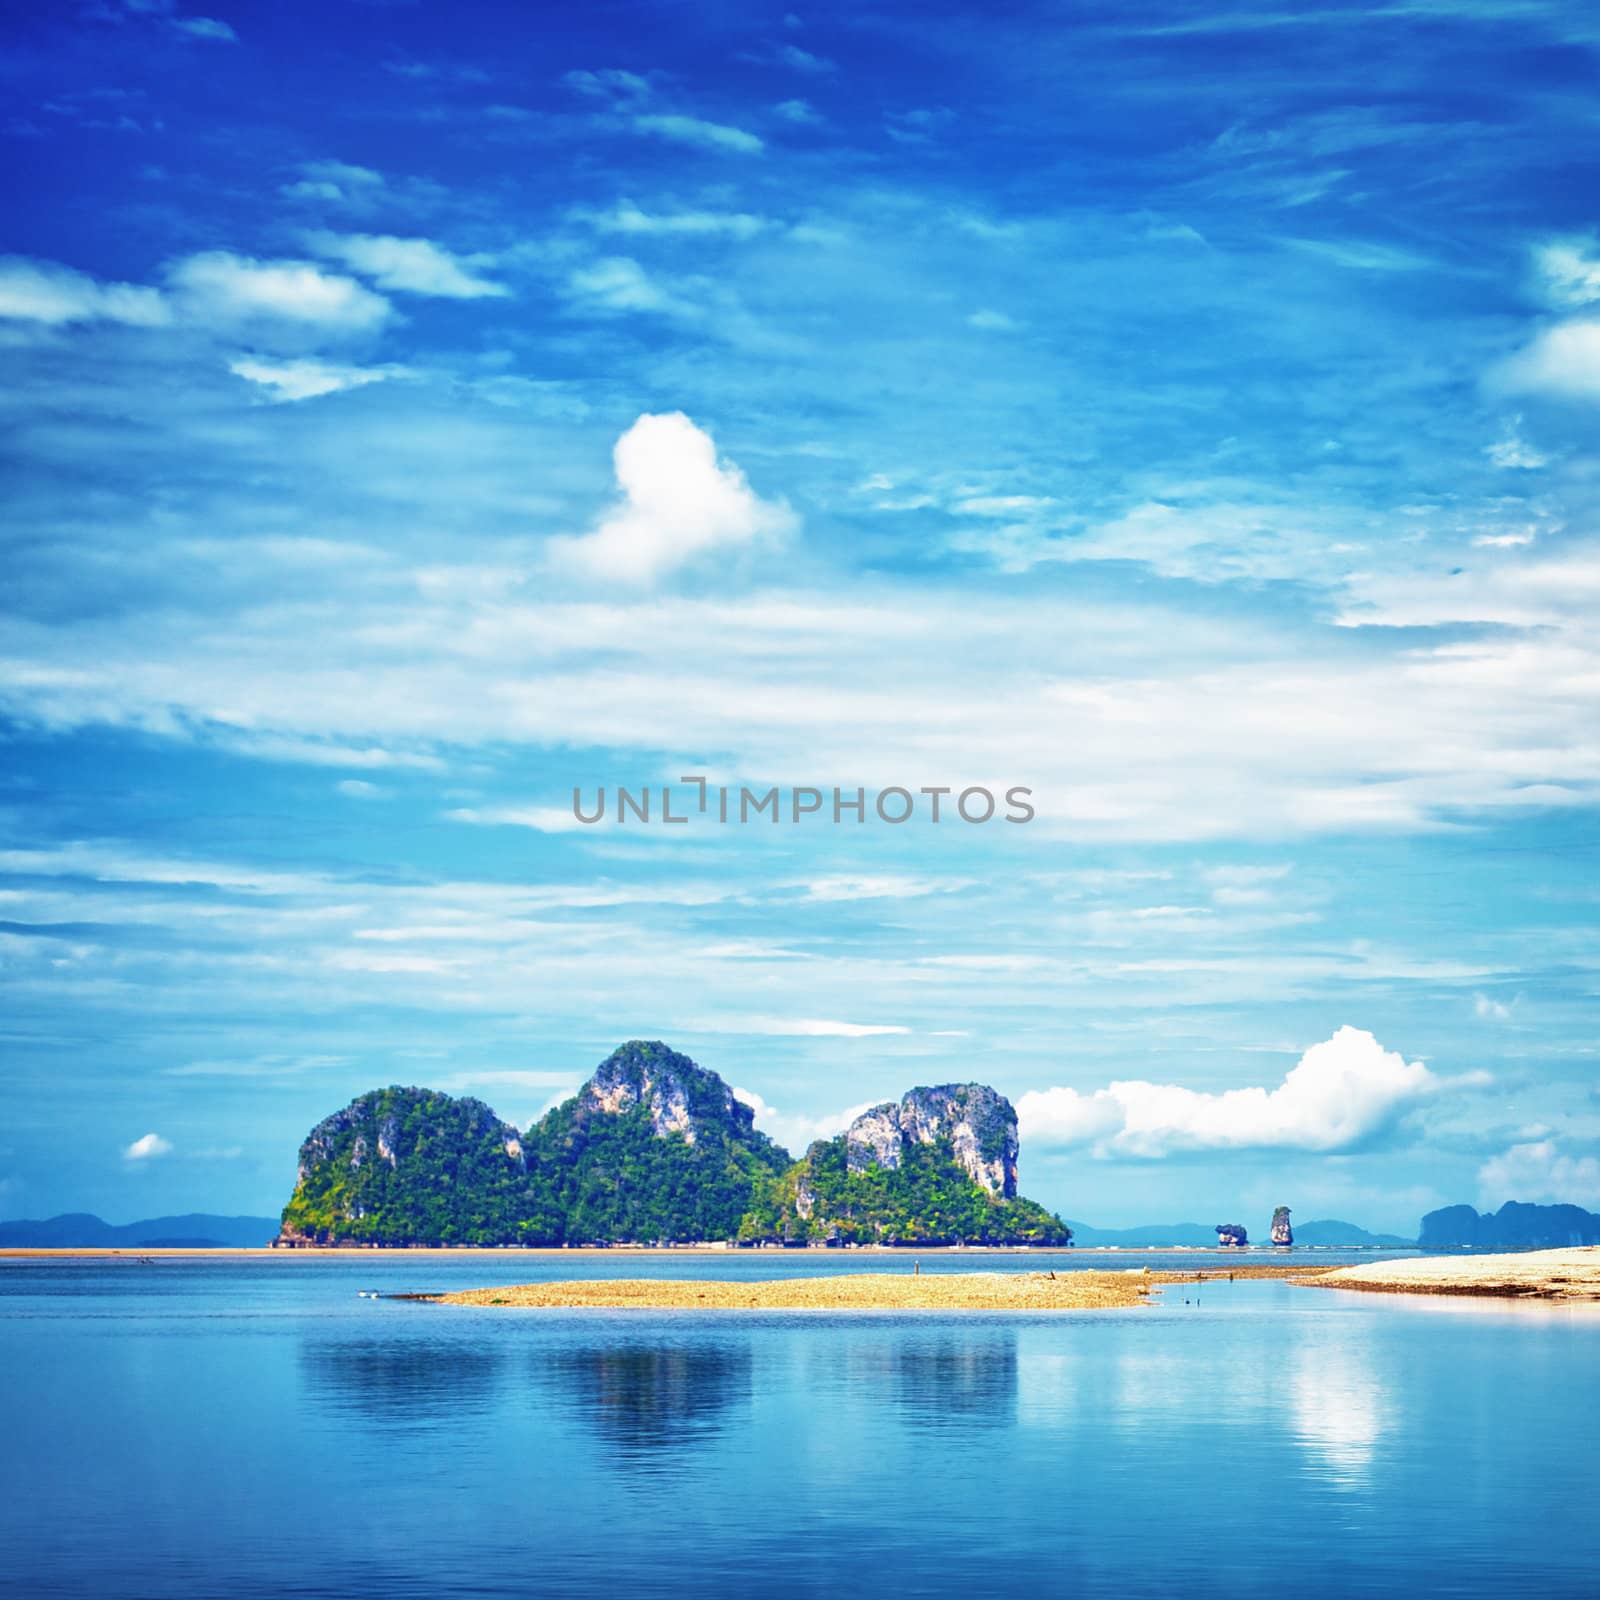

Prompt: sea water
[1,1251,1595,1598]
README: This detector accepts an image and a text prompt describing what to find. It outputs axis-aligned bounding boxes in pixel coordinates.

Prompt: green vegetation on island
[276,1041,1073,1248]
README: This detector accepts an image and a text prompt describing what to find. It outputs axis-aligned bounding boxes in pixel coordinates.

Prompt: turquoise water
[2,1251,1595,1598]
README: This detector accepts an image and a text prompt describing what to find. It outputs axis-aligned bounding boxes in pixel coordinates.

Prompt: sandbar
[431,1269,1166,1310]
[1309,1246,1600,1301]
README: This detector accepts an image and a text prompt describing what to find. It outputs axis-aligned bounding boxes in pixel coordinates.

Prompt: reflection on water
[536,1339,752,1459]
[299,1337,508,1425]
[4,1263,1598,1600]
[880,1330,1018,1430]
[1288,1335,1388,1488]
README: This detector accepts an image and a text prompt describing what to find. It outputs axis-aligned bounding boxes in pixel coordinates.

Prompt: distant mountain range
[1420,1201,1600,1249]
[1063,1218,1414,1248]
[0,1212,280,1248]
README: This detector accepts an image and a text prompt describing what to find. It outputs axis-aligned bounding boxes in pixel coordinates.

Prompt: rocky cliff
[846,1084,1020,1198]
[1271,1206,1293,1246]
[744,1082,1068,1246]
[1215,1223,1248,1247]
[574,1040,756,1148]
[531,1041,790,1243]
[278,1087,533,1246]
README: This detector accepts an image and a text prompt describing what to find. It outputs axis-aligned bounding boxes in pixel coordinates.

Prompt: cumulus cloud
[169,252,390,332]
[632,113,763,154]
[732,1088,877,1154]
[305,233,507,299]
[1478,1139,1600,1209]
[1499,320,1600,400]
[228,355,397,402]
[550,411,796,582]
[0,256,169,326]
[1017,1026,1484,1158]
[123,1132,172,1161]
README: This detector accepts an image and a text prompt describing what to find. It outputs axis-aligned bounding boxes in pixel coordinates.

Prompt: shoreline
[0,1243,1410,1260]
[1309,1247,1600,1302]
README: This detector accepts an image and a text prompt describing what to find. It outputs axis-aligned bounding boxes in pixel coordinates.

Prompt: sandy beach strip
[431,1270,1168,1311]
[1309,1247,1600,1301]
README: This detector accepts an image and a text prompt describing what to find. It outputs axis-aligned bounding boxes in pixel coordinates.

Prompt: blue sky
[3,0,1598,1235]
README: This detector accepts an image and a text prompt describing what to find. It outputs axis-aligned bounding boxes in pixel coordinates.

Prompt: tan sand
[433,1270,1159,1311]
[1310,1247,1600,1301]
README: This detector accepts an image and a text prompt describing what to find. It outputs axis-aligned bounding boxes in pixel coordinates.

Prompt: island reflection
[534,1337,753,1459]
[298,1335,509,1426]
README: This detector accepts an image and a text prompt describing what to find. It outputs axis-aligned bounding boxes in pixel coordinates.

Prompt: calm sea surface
[2,1250,1595,1599]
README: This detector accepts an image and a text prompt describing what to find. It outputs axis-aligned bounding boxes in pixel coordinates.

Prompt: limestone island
[274,1041,1073,1249]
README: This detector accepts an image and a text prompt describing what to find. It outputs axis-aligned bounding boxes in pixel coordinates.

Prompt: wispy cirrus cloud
[304,233,508,299]
[631,113,763,154]
[228,355,402,402]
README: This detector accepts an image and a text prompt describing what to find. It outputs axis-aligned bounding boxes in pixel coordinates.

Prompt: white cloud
[1500,320,1600,400]
[565,256,689,316]
[732,1088,877,1154]
[1478,1140,1600,1209]
[1486,418,1549,469]
[565,68,652,104]
[741,1018,911,1037]
[228,356,396,402]
[1473,992,1513,1021]
[172,16,236,41]
[800,874,961,902]
[123,1132,172,1161]
[280,160,383,203]
[447,804,592,832]
[0,256,169,326]
[335,779,385,798]
[281,181,343,203]
[305,233,507,299]
[1013,1085,1128,1148]
[774,98,820,124]
[632,113,763,154]
[1018,1026,1485,1157]
[169,252,390,332]
[967,308,1022,332]
[777,44,834,73]
[550,411,796,583]
[1533,239,1600,307]
[582,200,768,240]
